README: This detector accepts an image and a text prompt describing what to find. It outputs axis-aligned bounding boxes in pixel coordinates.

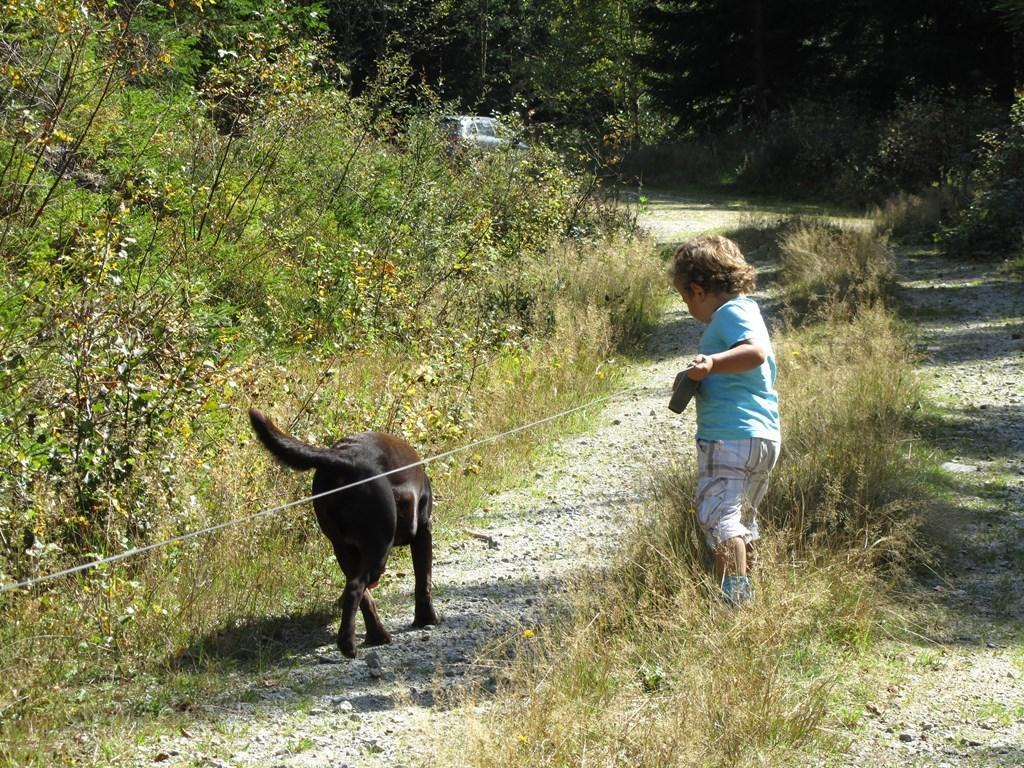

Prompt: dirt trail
[837,251,1024,767]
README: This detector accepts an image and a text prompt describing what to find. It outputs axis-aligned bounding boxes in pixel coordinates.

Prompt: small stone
[942,461,979,473]
[365,652,383,678]
[469,530,499,549]
[899,732,916,742]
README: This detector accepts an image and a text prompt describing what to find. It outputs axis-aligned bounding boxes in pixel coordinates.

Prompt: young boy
[670,235,781,606]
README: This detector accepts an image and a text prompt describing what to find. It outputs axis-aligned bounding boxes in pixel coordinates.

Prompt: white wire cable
[0,386,641,594]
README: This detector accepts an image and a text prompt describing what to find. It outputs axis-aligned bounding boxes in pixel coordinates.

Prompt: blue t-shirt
[695,296,781,442]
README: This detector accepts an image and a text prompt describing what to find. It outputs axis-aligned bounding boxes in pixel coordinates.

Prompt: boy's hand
[687,354,714,381]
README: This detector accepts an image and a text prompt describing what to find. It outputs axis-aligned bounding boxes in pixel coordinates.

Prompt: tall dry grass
[768,307,922,561]
[445,533,870,768]
[870,187,962,243]
[778,222,895,321]
[432,226,923,768]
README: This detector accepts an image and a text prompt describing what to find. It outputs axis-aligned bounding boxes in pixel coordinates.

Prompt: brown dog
[248,408,439,658]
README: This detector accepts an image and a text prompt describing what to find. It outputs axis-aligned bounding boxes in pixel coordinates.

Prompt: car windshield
[474,119,497,138]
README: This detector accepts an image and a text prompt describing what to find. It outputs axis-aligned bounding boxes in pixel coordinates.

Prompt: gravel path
[837,250,1024,767]
[136,193,722,768]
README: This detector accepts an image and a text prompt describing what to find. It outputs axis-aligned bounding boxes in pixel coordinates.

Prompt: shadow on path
[891,249,1024,644]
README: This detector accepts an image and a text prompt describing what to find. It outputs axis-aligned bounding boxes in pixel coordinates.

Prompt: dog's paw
[413,608,440,627]
[338,637,358,659]
[364,628,392,647]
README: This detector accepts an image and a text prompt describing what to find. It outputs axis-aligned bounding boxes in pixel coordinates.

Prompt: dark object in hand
[668,369,700,413]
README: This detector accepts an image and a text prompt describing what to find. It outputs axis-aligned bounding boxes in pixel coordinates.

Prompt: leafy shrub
[0,3,632,585]
[643,93,1004,209]
[875,92,1002,192]
[735,101,881,204]
[617,138,734,188]
[941,92,1024,259]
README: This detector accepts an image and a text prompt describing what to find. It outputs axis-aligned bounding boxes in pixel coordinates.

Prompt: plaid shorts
[695,438,780,548]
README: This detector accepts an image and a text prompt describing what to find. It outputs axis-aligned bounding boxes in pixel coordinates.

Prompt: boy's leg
[696,438,779,604]
[714,536,747,583]
[695,439,754,585]
[740,438,779,577]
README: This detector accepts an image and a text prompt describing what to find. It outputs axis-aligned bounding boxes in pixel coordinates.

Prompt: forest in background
[2,1,1024,764]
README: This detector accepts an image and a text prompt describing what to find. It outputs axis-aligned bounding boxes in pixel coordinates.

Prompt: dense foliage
[941,91,1024,259]
[631,1,1024,251]
[640,0,1020,128]
[0,1,636,584]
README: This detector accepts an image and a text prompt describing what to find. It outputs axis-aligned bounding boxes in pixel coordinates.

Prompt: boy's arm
[688,339,767,381]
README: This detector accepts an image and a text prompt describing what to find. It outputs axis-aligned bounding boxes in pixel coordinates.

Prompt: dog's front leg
[411,524,439,627]
[337,579,365,658]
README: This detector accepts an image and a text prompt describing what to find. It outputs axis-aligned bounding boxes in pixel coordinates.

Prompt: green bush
[0,4,630,584]
[735,101,881,204]
[632,93,1004,210]
[875,91,1002,193]
[941,92,1024,260]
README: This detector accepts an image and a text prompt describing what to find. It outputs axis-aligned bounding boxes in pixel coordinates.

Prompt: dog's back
[248,408,424,478]
[248,408,355,471]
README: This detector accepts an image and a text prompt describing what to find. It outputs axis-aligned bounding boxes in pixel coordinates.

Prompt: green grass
[639,184,867,220]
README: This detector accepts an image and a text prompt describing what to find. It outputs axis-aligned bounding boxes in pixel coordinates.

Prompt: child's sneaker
[722,575,753,607]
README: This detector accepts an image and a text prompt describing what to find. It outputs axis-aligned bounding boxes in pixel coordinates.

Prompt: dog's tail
[248,408,349,472]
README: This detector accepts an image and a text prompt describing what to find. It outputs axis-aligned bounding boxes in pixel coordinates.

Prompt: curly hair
[670,235,756,295]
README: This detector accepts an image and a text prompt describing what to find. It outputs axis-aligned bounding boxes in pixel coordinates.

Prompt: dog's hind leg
[332,542,384,658]
[360,590,391,647]
[410,493,439,627]
[333,548,393,656]
[337,577,365,658]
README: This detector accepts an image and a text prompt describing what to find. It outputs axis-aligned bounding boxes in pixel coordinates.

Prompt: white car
[441,115,527,151]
